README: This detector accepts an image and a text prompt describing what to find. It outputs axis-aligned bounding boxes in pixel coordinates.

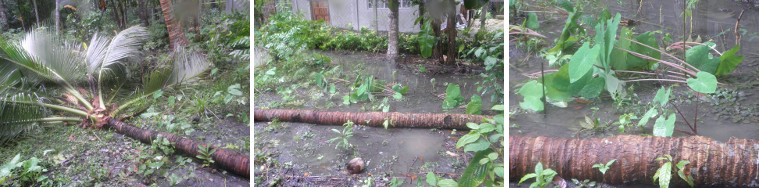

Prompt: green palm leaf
[0,93,46,143]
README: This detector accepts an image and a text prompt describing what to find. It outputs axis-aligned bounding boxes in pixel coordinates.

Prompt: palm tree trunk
[386,0,399,63]
[107,118,249,178]
[445,0,456,65]
[160,0,190,50]
[510,135,759,187]
[254,109,491,129]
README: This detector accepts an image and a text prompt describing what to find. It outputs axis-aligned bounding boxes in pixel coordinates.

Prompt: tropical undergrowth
[514,1,744,137]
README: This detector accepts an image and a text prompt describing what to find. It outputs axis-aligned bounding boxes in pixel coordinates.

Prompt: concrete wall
[291,0,422,33]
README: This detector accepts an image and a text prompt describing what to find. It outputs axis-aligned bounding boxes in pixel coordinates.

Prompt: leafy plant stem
[668,101,697,135]
[614,47,697,77]
[39,117,82,122]
[540,57,546,115]
[619,37,701,73]
[623,79,687,84]
[9,100,90,118]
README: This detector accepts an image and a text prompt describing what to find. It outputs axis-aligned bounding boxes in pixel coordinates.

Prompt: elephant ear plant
[0,26,249,177]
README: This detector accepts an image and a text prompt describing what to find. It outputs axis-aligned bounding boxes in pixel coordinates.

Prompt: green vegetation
[653,154,694,188]
[592,159,616,175]
[327,121,355,150]
[518,162,558,188]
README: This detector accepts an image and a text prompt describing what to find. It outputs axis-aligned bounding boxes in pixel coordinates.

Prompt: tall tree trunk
[417,0,425,30]
[373,0,378,31]
[386,0,399,63]
[31,0,39,26]
[445,0,456,65]
[108,0,122,29]
[55,0,60,34]
[0,0,7,30]
[118,0,127,29]
[107,119,250,178]
[139,0,150,26]
[160,0,190,50]
[510,135,759,187]
[431,18,443,63]
[479,1,488,31]
[254,109,491,130]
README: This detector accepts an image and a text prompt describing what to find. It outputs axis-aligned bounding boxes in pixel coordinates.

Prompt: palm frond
[0,93,47,143]
[18,30,87,84]
[89,26,148,75]
[113,48,210,115]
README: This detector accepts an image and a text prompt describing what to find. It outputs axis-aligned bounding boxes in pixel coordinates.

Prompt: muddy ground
[509,0,759,187]
[253,47,503,186]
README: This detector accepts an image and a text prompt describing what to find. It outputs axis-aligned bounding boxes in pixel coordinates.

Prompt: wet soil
[510,0,759,187]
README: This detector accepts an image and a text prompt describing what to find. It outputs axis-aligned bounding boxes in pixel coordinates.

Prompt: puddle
[254,49,498,186]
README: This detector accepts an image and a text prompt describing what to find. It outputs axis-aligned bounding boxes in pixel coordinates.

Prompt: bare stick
[622,79,687,84]
[620,38,699,72]
[735,9,745,46]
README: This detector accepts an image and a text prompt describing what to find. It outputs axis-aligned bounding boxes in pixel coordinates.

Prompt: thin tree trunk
[431,18,442,62]
[418,0,425,30]
[55,0,60,34]
[107,118,250,178]
[139,0,149,26]
[31,0,39,26]
[118,0,127,29]
[0,0,7,30]
[445,0,456,65]
[373,0,378,31]
[108,0,122,29]
[254,109,491,130]
[386,0,399,63]
[510,135,759,187]
[479,1,488,31]
[160,0,190,50]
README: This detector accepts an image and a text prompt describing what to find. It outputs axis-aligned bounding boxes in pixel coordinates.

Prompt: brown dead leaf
[446,151,459,157]
[68,134,75,141]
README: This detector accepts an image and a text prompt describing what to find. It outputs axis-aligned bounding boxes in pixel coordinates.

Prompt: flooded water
[510,0,759,187]
[254,48,500,186]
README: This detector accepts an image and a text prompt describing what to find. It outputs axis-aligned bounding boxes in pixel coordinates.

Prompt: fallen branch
[510,135,759,187]
[107,119,250,178]
[254,109,492,129]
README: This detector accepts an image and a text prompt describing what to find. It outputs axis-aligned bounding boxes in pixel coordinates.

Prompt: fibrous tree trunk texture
[445,0,456,65]
[0,0,7,30]
[510,135,759,187]
[107,119,250,178]
[160,0,190,50]
[139,0,150,26]
[386,0,399,63]
[254,109,491,130]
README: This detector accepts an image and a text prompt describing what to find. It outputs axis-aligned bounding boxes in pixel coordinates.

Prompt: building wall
[291,0,422,33]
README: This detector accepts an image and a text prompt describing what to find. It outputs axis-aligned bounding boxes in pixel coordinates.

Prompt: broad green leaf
[459,149,493,186]
[686,72,717,94]
[554,0,573,12]
[437,179,458,187]
[518,174,537,185]
[578,77,605,99]
[466,122,480,130]
[456,132,480,149]
[638,108,658,127]
[715,45,743,75]
[652,86,670,106]
[627,31,661,70]
[520,96,544,112]
[526,13,539,30]
[686,44,720,74]
[478,123,496,133]
[464,138,490,152]
[426,172,437,186]
[418,20,436,58]
[466,95,482,115]
[568,43,601,83]
[605,72,623,98]
[654,162,672,188]
[610,27,633,70]
[653,113,676,137]
[542,67,571,102]
[518,80,544,111]
[227,84,243,96]
[443,84,464,109]
[495,166,504,178]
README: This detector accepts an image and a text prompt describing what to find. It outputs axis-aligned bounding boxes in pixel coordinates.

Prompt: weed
[571,178,596,188]
[653,154,694,188]
[196,145,217,168]
[327,121,355,150]
[592,159,616,175]
[518,162,557,188]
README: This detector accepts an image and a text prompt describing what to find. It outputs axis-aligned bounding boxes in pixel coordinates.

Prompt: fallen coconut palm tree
[0,26,249,178]
[254,109,491,129]
[510,135,759,187]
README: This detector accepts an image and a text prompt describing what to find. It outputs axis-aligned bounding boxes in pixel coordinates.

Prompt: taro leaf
[638,107,658,127]
[543,65,571,102]
[418,20,436,58]
[554,0,573,12]
[466,95,482,115]
[653,113,676,137]
[715,45,743,76]
[627,31,661,70]
[652,86,670,106]
[610,26,633,70]
[605,72,623,98]
[518,80,544,111]
[600,13,621,68]
[578,77,605,99]
[526,13,539,30]
[569,43,601,83]
[686,72,717,94]
[458,149,494,187]
[686,44,720,74]
[443,84,465,109]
